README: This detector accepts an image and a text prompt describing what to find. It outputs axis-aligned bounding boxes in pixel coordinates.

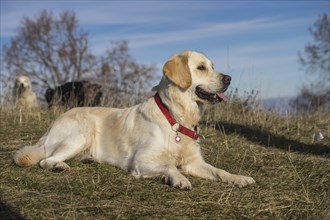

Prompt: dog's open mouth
[195,86,228,104]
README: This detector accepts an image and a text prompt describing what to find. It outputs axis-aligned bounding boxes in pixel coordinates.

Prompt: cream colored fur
[13,51,255,189]
[12,75,38,108]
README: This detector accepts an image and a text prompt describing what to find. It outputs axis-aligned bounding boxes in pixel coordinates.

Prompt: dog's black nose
[222,75,231,85]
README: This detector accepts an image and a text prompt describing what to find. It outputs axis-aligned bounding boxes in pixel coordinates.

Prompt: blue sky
[1,1,329,99]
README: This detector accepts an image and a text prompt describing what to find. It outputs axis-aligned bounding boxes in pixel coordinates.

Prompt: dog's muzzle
[195,74,231,104]
[18,83,26,93]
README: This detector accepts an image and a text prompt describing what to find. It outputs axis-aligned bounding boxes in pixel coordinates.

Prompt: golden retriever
[13,75,38,108]
[14,51,255,189]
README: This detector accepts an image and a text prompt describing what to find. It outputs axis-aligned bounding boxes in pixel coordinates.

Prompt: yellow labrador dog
[14,51,255,189]
[13,75,38,108]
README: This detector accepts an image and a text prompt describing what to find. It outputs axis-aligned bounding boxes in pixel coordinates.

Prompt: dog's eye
[197,65,206,71]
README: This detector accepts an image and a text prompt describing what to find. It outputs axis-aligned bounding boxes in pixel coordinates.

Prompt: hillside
[0,102,329,219]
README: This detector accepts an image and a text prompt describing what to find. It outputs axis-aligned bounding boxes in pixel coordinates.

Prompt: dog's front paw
[162,175,192,190]
[172,177,192,190]
[231,175,255,188]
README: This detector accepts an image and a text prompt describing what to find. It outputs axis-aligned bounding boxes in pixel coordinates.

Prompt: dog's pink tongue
[215,93,228,102]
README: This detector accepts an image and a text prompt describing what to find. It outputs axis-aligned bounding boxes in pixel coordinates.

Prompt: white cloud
[0,1,210,36]
[90,16,312,50]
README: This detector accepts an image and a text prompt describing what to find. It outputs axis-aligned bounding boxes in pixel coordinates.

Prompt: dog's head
[159,50,231,104]
[14,75,32,94]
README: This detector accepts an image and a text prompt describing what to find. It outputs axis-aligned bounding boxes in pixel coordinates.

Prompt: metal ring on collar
[171,123,180,132]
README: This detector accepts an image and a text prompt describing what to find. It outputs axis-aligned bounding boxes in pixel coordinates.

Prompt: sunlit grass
[1,99,329,219]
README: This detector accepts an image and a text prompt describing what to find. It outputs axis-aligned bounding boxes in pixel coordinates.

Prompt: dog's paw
[52,162,71,172]
[40,159,71,172]
[162,175,192,190]
[230,175,255,188]
[173,178,192,190]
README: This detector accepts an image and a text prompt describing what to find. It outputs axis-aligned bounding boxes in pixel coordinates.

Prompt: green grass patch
[1,105,329,219]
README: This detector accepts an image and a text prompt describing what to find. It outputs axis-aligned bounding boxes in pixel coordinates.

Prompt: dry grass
[1,101,329,219]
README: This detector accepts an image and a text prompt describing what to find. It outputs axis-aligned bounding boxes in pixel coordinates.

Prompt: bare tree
[292,13,330,113]
[2,10,156,106]
[96,41,156,106]
[3,10,95,91]
[298,13,330,78]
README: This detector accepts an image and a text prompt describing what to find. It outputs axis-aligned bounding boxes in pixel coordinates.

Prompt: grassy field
[0,101,329,219]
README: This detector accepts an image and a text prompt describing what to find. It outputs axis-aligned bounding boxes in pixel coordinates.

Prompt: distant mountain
[260,97,295,115]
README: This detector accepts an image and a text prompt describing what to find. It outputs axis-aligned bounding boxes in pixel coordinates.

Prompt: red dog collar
[154,93,199,141]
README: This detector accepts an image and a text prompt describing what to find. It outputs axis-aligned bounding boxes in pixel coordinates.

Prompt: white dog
[12,75,38,108]
[14,51,255,189]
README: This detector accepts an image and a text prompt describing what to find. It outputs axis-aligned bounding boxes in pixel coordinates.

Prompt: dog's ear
[163,53,192,90]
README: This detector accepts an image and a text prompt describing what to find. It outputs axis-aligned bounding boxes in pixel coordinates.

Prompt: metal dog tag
[175,135,181,143]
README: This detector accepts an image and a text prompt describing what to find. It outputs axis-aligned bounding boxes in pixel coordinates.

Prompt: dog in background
[45,81,103,108]
[14,51,255,190]
[12,75,38,108]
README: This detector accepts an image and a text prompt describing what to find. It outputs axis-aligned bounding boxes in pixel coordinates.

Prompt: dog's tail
[13,135,47,167]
